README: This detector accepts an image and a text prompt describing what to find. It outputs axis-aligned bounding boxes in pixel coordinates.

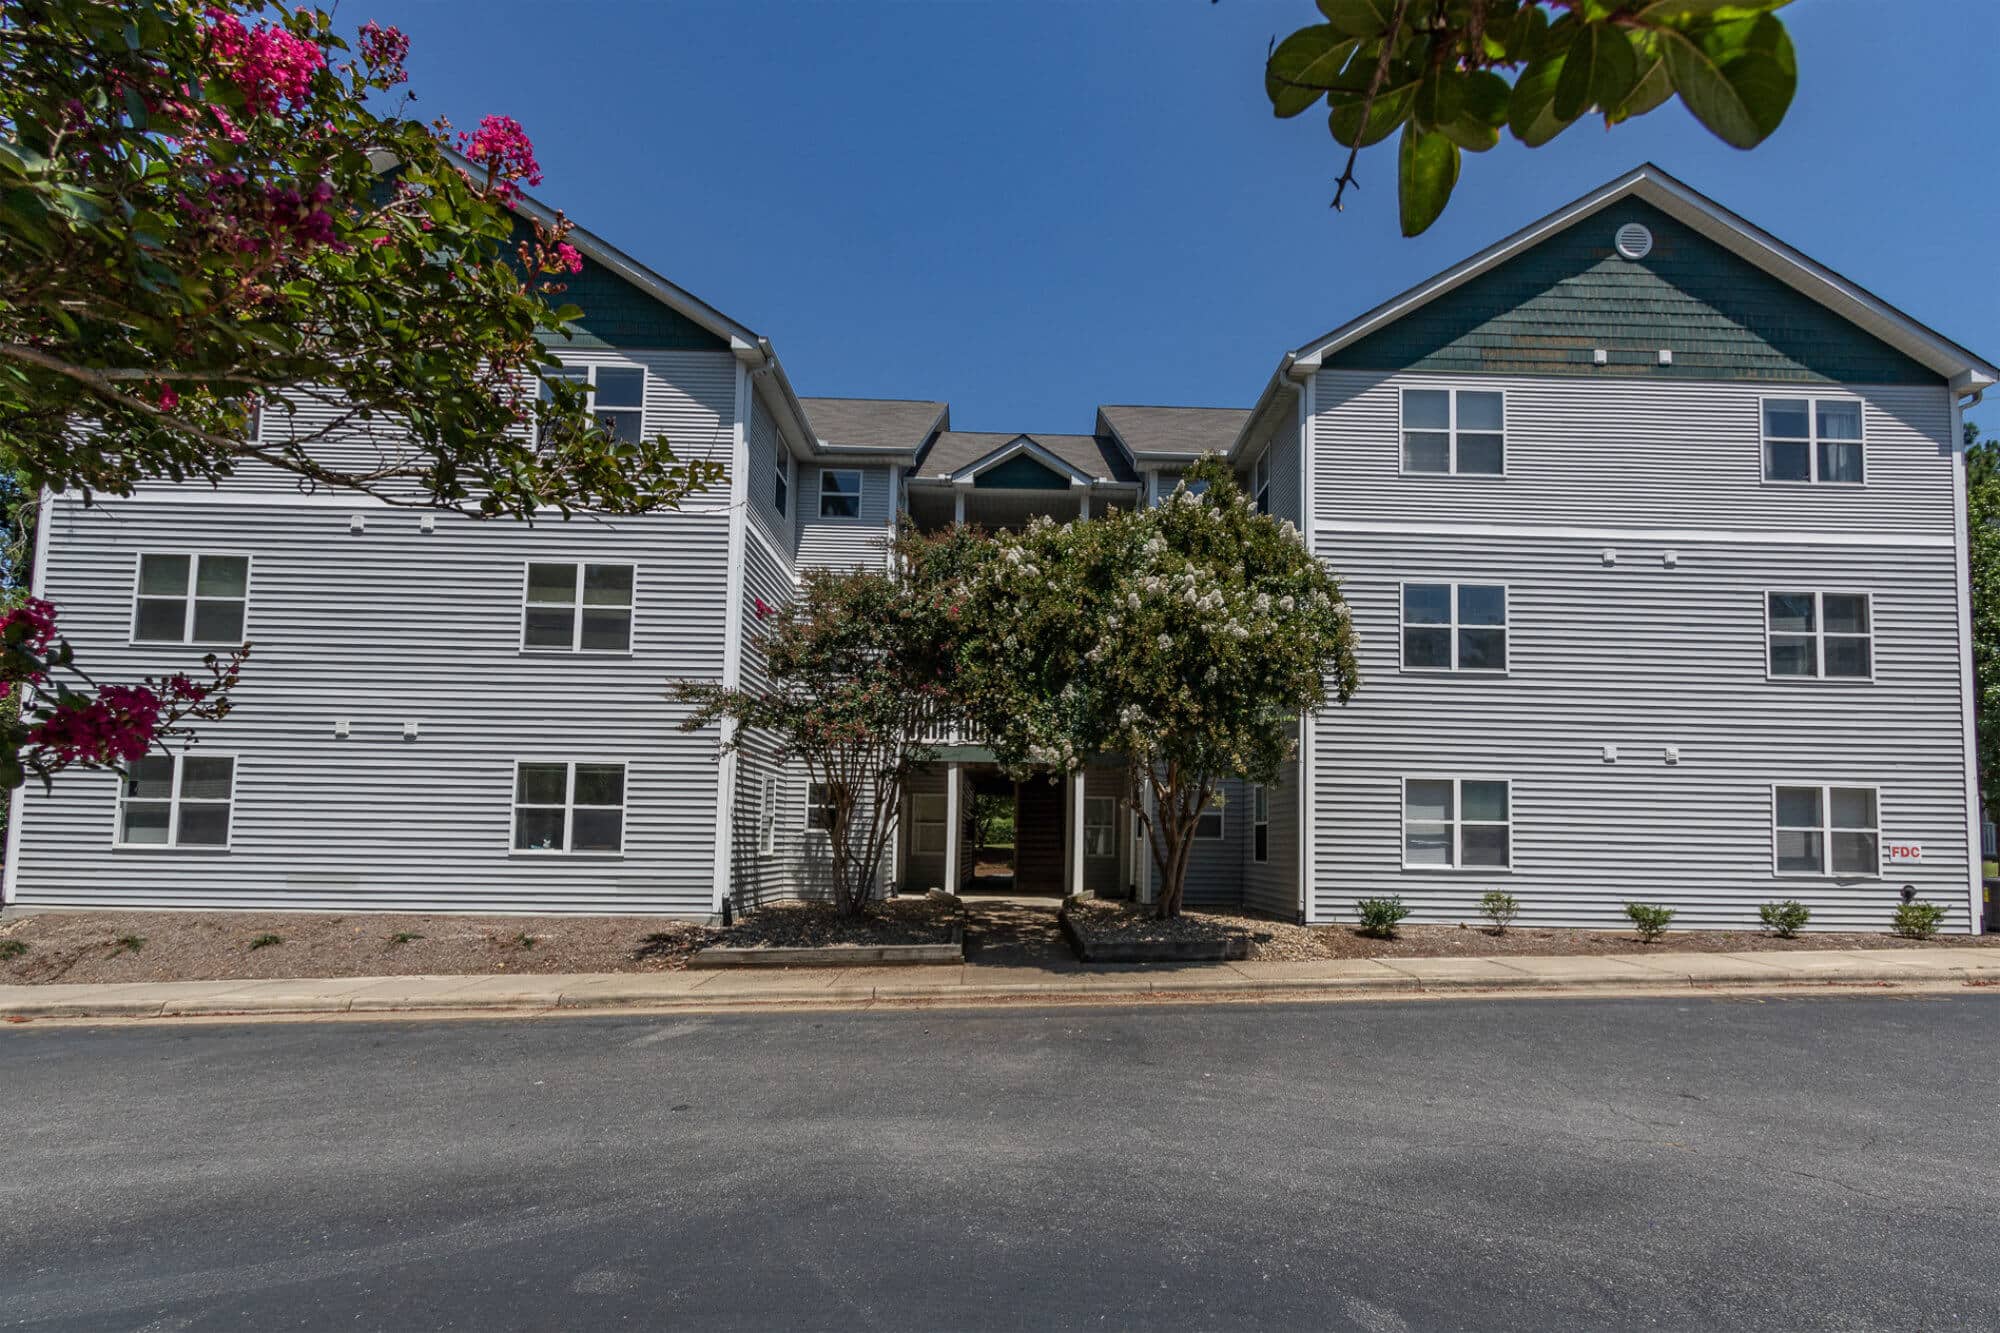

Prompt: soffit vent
[1614,222,1654,260]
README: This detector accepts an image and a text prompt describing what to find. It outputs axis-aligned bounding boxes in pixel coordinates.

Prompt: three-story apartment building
[5,165,1992,931]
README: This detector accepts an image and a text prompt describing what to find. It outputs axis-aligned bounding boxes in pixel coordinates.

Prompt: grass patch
[512,933,536,951]
[110,935,146,956]
[388,931,424,946]
[0,939,27,960]
[247,933,283,950]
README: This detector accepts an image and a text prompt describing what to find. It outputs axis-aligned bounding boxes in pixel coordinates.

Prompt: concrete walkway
[3,946,1998,1020]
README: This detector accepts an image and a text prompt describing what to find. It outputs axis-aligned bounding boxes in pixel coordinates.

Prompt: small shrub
[1479,890,1519,934]
[1355,896,1410,939]
[513,933,537,951]
[388,932,424,946]
[1758,900,1810,938]
[0,939,27,961]
[110,935,146,955]
[248,934,283,950]
[1892,901,1947,940]
[1623,902,1675,942]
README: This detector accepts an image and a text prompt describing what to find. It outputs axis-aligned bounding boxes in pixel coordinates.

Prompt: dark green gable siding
[974,454,1071,489]
[1326,198,1938,385]
[535,253,730,351]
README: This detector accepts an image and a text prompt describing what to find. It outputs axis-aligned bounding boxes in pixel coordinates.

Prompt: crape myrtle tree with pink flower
[952,458,1360,919]
[0,0,722,791]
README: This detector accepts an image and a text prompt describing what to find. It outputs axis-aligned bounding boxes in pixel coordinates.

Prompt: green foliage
[1891,901,1946,940]
[0,938,27,960]
[1623,902,1675,942]
[512,933,536,951]
[110,934,146,955]
[949,458,1359,917]
[1967,425,2000,816]
[1758,899,1810,938]
[1355,896,1410,939]
[247,933,282,950]
[1264,1,1798,234]
[1478,889,1519,933]
[672,551,963,917]
[388,931,424,945]
[0,0,722,517]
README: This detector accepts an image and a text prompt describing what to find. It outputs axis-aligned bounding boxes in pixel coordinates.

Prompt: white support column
[1078,488,1091,520]
[944,761,963,894]
[953,486,967,526]
[1069,768,1088,899]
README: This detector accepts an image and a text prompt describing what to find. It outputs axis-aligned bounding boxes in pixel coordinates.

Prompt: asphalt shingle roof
[799,397,947,452]
[914,432,1138,484]
[1096,405,1250,459]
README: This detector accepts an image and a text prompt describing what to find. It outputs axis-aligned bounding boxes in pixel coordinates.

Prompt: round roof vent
[1614,222,1654,260]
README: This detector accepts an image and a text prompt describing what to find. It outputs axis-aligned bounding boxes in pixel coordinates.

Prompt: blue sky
[380,0,1997,436]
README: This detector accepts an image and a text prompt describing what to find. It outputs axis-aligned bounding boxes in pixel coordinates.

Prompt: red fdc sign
[1886,843,1923,864]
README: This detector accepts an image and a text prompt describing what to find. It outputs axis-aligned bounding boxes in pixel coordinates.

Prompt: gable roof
[915,431,1138,485]
[1292,163,1997,392]
[1097,405,1252,461]
[799,397,948,454]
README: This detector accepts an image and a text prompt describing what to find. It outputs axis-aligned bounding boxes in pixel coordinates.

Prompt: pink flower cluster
[552,242,583,275]
[204,9,326,116]
[358,20,410,85]
[29,686,163,768]
[461,115,542,196]
[263,178,339,248]
[2,598,59,660]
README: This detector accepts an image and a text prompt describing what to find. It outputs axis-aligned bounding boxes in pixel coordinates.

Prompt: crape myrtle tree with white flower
[670,551,966,918]
[954,457,1360,919]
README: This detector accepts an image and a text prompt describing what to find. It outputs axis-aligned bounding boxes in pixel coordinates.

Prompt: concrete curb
[3,947,1998,1020]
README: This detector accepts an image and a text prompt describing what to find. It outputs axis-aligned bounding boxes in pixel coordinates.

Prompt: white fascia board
[1291,164,1998,387]
[947,435,1095,485]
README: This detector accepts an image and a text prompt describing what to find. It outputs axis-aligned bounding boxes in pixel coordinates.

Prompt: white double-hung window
[116,753,236,847]
[512,761,626,854]
[539,364,647,443]
[1251,450,1272,514]
[1773,785,1878,877]
[1762,397,1862,484]
[1195,794,1225,840]
[1252,784,1269,863]
[522,562,635,652]
[132,553,249,644]
[1401,387,1504,475]
[1766,591,1872,679]
[819,469,862,519]
[1403,778,1510,868]
[1401,583,1507,672]
[1085,797,1115,857]
[912,792,948,854]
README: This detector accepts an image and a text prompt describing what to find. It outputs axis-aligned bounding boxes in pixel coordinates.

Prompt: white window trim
[1251,449,1272,514]
[1762,589,1874,683]
[1084,796,1116,858]
[1398,580,1509,674]
[128,551,252,647]
[1400,776,1513,872]
[758,775,779,856]
[1758,394,1866,487]
[1398,385,1508,478]
[540,362,648,441]
[1770,782,1882,879]
[518,560,637,656]
[1194,793,1225,840]
[818,469,865,522]
[509,759,629,857]
[112,752,238,851]
[773,451,791,519]
[1251,783,1269,864]
[805,779,840,833]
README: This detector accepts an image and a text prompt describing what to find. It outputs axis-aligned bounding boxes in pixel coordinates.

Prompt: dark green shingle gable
[1326,198,1938,385]
[973,453,1072,489]
[535,252,729,352]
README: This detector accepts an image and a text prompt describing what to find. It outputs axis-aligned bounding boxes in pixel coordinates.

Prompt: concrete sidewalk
[3,946,1998,1019]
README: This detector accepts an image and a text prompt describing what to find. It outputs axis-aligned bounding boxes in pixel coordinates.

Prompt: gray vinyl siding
[1242,756,1300,920]
[744,390,795,561]
[1311,370,1956,537]
[11,495,732,914]
[797,464,893,571]
[1309,532,1973,932]
[728,534,798,910]
[1179,776,1246,907]
[204,349,739,501]
[902,766,949,893]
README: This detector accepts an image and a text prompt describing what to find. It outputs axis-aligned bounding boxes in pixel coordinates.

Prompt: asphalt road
[3,994,1998,1332]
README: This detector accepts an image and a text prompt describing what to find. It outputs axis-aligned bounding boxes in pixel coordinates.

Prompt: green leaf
[1507,56,1577,147]
[1411,67,1463,132]
[1660,15,1795,148]
[1266,26,1360,118]
[1397,123,1459,237]
[1555,22,1638,121]
[1639,0,1787,19]
[1327,80,1416,148]
[1606,53,1673,124]
[1316,0,1396,39]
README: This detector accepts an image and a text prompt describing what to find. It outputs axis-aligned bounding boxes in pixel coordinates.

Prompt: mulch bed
[711,896,962,950]
[0,910,716,985]
[1063,900,2000,963]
